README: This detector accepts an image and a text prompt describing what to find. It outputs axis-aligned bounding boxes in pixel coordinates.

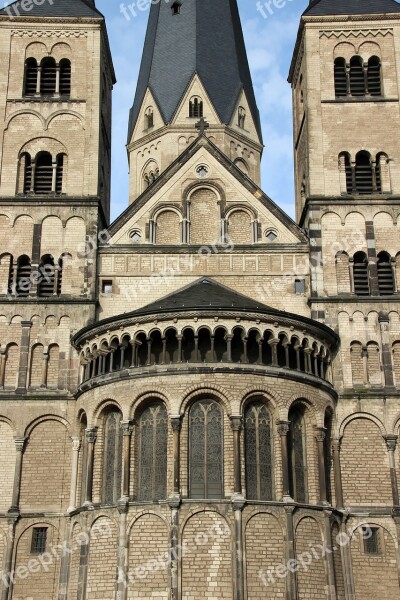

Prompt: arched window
[238,106,246,128]
[55,153,65,194]
[189,97,203,119]
[288,405,307,503]
[38,255,55,297]
[349,56,365,96]
[368,56,381,96]
[34,152,53,194]
[375,152,390,194]
[377,251,395,295]
[59,59,71,96]
[20,153,32,194]
[57,253,69,296]
[355,151,373,194]
[0,253,13,296]
[338,152,352,194]
[353,251,370,296]
[245,401,273,500]
[324,410,333,504]
[334,58,347,97]
[16,255,31,297]
[24,58,38,96]
[79,414,88,505]
[143,161,159,189]
[103,409,123,504]
[40,57,56,95]
[145,107,154,129]
[189,399,223,499]
[136,402,168,501]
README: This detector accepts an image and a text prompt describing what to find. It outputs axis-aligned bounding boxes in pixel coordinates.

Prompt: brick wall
[86,516,118,600]
[156,211,181,245]
[227,211,252,245]
[295,517,326,600]
[0,421,16,510]
[189,189,220,245]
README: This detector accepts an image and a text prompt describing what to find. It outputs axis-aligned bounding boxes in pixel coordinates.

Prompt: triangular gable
[229,88,261,145]
[0,0,103,17]
[171,73,221,127]
[129,88,166,146]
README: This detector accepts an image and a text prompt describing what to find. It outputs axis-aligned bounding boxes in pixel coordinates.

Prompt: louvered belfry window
[22,153,32,193]
[334,58,347,97]
[40,57,57,95]
[368,57,381,96]
[350,57,365,97]
[56,154,64,194]
[355,151,373,194]
[16,255,32,297]
[34,152,53,194]
[189,97,203,118]
[136,402,168,501]
[38,255,55,297]
[103,410,123,504]
[189,399,223,499]
[288,406,307,503]
[377,252,395,296]
[245,401,273,501]
[24,58,38,96]
[59,59,71,96]
[353,252,370,296]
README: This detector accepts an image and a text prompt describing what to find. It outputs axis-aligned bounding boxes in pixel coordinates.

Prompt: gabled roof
[108,133,306,242]
[0,0,103,18]
[136,278,273,313]
[304,0,400,16]
[127,0,262,143]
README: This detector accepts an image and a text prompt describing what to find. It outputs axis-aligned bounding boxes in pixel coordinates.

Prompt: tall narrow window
[103,410,123,504]
[334,58,347,97]
[189,399,223,499]
[21,153,32,194]
[136,402,168,501]
[355,151,373,194]
[245,401,273,500]
[339,152,353,193]
[40,57,56,95]
[288,405,307,503]
[350,56,365,96]
[353,251,370,296]
[34,152,53,194]
[16,255,31,297]
[24,58,38,96]
[377,251,395,295]
[189,97,203,118]
[59,59,71,96]
[145,107,154,129]
[368,57,381,97]
[238,106,246,128]
[38,255,55,297]
[56,154,64,194]
[31,527,48,554]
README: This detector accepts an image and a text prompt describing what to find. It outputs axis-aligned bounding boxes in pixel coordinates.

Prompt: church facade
[0,0,399,599]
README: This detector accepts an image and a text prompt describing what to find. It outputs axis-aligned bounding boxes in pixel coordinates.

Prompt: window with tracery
[245,401,273,500]
[189,399,223,499]
[288,406,307,503]
[189,96,203,118]
[103,410,123,504]
[136,402,168,501]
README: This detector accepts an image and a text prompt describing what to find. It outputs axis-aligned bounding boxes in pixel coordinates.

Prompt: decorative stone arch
[348,520,395,541]
[5,110,45,131]
[127,509,169,534]
[0,415,17,435]
[358,40,382,62]
[24,414,71,438]
[130,392,171,420]
[179,386,232,416]
[294,514,326,539]
[284,395,321,425]
[150,204,183,222]
[242,507,284,529]
[89,513,119,532]
[179,507,232,537]
[92,398,124,425]
[49,41,72,60]
[141,159,159,191]
[339,412,386,438]
[333,41,357,61]
[233,157,249,175]
[24,40,49,60]
[19,136,67,158]
[45,110,85,131]
[240,388,279,414]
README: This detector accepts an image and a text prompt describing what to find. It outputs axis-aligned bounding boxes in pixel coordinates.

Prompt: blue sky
[96,0,306,222]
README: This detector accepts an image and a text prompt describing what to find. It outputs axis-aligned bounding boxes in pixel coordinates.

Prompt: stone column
[1,518,17,600]
[36,65,41,95]
[226,334,233,362]
[161,338,167,364]
[315,427,328,505]
[68,437,81,513]
[51,159,57,193]
[384,435,399,507]
[230,416,243,497]
[117,504,129,600]
[41,351,49,387]
[171,416,182,497]
[324,511,337,600]
[177,335,183,363]
[232,498,245,600]
[0,349,6,389]
[331,438,344,510]
[16,321,32,393]
[58,517,72,600]
[121,421,134,500]
[379,312,395,387]
[284,506,297,600]
[169,498,181,600]
[269,339,279,366]
[277,421,292,501]
[9,437,26,513]
[84,428,97,505]
[55,64,60,96]
[146,338,152,366]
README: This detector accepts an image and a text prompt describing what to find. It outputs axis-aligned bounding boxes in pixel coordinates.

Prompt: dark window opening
[136,402,168,501]
[102,280,113,294]
[368,57,381,97]
[56,154,64,194]
[334,58,347,97]
[340,152,353,194]
[31,527,48,554]
[103,410,123,504]
[24,58,37,96]
[171,1,181,15]
[245,401,273,501]
[377,251,395,296]
[16,255,31,297]
[350,57,365,97]
[295,279,306,294]
[288,406,307,503]
[364,527,381,555]
[40,57,57,96]
[34,151,53,194]
[38,255,55,297]
[145,109,154,129]
[355,151,373,194]
[238,107,246,129]
[189,97,203,119]
[353,252,370,296]
[59,59,71,96]
[22,153,32,194]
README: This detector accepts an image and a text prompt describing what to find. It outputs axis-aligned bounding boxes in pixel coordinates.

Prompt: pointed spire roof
[127,0,262,143]
[0,0,103,18]
[304,0,400,16]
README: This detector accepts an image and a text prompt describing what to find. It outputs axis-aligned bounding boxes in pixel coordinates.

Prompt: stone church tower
[0,0,399,598]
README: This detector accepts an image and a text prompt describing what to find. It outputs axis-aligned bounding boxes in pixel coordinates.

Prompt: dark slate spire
[127,0,262,142]
[0,0,103,18]
[304,0,400,16]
